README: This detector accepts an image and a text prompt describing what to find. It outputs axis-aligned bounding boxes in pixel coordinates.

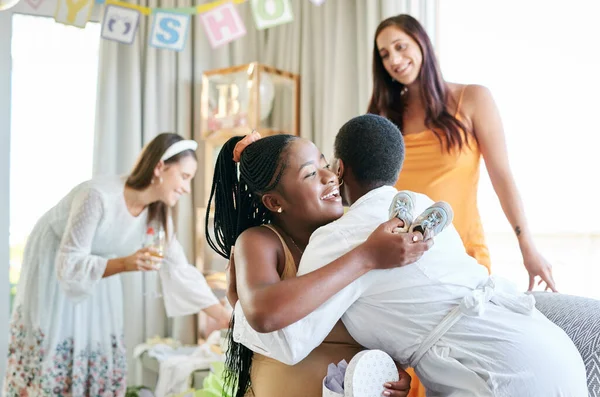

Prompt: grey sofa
[534,292,600,397]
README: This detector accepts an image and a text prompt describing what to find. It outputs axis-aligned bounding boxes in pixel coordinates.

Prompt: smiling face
[376,25,423,86]
[154,155,197,207]
[263,139,344,229]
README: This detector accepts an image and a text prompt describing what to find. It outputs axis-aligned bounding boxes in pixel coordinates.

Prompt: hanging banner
[58,0,302,52]
[54,0,95,28]
[200,2,246,49]
[250,0,293,30]
[149,11,191,52]
[101,5,141,45]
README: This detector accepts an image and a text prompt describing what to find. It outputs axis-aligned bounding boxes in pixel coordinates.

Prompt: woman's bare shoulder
[447,82,493,117]
[237,225,281,249]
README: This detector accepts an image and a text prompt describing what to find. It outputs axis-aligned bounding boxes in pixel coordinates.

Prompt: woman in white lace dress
[3,133,230,396]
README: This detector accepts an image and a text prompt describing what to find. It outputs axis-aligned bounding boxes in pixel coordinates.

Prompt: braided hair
[205,133,299,397]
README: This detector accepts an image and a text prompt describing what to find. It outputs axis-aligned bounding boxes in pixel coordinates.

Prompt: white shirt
[233,186,587,396]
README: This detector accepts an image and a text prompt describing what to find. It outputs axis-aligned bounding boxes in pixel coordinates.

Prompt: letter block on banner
[250,0,293,30]
[199,2,246,49]
[54,0,94,27]
[101,5,141,45]
[149,11,191,52]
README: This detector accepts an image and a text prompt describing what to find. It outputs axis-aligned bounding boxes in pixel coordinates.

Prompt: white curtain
[93,0,437,387]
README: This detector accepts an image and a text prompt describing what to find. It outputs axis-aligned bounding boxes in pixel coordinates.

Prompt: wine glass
[143,223,165,299]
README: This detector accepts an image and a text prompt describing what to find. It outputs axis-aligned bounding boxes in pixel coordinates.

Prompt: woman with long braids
[368,16,558,396]
[206,131,428,397]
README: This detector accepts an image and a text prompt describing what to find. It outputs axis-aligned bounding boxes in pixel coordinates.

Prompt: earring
[338,178,344,187]
[277,208,283,213]
[400,86,408,96]
[159,177,163,184]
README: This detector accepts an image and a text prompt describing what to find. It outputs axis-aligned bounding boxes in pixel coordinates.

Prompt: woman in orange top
[368,14,556,397]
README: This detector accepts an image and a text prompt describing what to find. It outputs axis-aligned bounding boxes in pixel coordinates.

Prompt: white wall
[437,0,600,299]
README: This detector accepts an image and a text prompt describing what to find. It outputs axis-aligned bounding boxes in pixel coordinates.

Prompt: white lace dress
[3,175,218,397]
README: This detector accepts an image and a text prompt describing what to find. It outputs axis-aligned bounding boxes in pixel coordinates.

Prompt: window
[439,0,600,298]
[9,15,101,309]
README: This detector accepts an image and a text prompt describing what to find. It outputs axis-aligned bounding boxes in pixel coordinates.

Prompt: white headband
[161,140,198,161]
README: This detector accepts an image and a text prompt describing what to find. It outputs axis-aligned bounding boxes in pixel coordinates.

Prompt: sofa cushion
[534,292,600,397]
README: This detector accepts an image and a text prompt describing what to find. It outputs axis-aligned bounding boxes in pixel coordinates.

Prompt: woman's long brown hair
[367,14,474,152]
[126,133,197,235]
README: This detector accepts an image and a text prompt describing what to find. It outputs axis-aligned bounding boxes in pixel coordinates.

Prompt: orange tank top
[247,224,364,397]
[395,87,491,271]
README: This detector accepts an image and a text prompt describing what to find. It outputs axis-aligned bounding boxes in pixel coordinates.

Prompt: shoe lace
[393,200,410,219]
[422,211,442,230]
